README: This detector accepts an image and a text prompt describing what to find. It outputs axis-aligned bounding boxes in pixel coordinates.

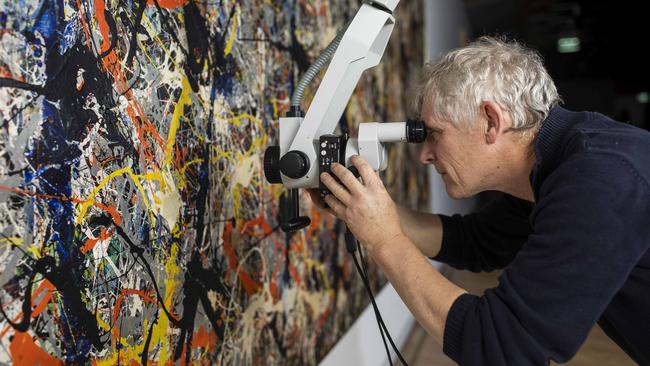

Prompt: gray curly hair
[416,36,561,131]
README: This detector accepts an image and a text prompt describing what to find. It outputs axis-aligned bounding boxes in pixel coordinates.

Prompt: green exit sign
[557,37,581,53]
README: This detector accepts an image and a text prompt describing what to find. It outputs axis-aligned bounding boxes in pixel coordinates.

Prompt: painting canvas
[0,0,425,364]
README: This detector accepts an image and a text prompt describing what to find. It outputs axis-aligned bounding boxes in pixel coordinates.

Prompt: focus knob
[264,146,282,184]
[279,150,310,179]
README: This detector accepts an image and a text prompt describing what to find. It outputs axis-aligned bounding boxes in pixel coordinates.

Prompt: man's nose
[419,142,436,164]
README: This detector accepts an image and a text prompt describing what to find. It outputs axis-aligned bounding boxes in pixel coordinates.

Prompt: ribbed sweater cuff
[443,293,477,363]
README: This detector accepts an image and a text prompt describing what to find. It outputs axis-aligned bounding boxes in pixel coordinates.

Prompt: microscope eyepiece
[406,118,426,143]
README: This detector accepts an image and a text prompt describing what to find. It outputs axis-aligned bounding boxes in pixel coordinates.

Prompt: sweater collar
[530,105,587,198]
[534,105,579,165]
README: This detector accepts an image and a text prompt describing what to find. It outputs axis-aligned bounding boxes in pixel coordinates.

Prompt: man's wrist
[369,232,410,266]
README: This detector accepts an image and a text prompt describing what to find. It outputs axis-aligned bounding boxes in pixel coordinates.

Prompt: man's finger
[307,188,336,215]
[323,194,345,219]
[351,155,379,187]
[307,188,326,209]
[320,172,353,205]
[331,163,364,194]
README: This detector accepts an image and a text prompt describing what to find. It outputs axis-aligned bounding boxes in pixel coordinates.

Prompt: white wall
[318,283,415,366]
[319,1,471,365]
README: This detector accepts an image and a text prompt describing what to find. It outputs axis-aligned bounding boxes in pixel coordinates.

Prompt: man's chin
[445,185,471,200]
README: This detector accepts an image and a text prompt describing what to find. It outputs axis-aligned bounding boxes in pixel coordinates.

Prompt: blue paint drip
[59,18,79,55]
[32,0,58,45]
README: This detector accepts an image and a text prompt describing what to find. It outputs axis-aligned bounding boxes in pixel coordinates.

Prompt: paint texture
[0,0,425,364]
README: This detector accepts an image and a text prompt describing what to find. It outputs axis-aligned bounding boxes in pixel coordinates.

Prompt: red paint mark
[10,332,63,366]
[94,0,112,55]
[191,325,218,349]
[98,203,122,225]
[147,0,189,8]
[112,288,158,326]
[80,227,113,254]
[222,222,261,295]
[269,276,279,303]
[288,261,302,286]
[0,187,123,254]
[241,215,273,238]
[297,0,328,17]
[30,280,55,318]
[0,66,16,79]
[317,305,331,328]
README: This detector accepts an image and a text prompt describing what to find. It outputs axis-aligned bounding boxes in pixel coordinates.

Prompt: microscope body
[262,0,426,232]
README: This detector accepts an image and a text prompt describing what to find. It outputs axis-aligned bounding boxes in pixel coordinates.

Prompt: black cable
[345,226,409,366]
[356,243,409,365]
[350,250,395,366]
[347,233,393,366]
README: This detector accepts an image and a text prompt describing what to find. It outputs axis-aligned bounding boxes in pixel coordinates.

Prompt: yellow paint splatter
[148,242,181,364]
[226,113,261,128]
[224,7,239,56]
[165,76,192,166]
[75,167,163,226]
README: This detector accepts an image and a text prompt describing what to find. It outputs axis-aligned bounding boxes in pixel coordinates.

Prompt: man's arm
[435,194,533,272]
[395,204,443,257]
[371,232,465,345]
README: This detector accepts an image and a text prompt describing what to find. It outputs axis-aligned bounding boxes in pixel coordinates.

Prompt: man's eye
[427,129,440,141]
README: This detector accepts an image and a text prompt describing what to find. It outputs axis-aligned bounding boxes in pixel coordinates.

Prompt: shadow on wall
[0,0,427,364]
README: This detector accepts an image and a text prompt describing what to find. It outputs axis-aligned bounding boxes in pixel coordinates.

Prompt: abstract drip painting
[0,0,425,364]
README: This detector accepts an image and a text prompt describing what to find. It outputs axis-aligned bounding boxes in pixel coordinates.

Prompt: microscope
[263,0,426,233]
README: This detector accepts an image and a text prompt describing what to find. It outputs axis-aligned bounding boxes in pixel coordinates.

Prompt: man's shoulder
[566,113,650,188]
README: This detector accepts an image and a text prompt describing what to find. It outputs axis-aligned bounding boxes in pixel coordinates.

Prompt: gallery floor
[402,268,636,366]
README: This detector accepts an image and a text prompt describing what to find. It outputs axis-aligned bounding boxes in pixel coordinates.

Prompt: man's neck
[500,140,537,202]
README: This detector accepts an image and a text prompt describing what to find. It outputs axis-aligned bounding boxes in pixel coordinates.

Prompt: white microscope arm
[281,2,398,189]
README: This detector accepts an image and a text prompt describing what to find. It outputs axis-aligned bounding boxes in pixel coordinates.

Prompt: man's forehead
[420,99,442,123]
[420,108,445,128]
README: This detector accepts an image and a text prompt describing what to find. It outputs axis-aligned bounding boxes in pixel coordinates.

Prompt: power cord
[345,226,409,366]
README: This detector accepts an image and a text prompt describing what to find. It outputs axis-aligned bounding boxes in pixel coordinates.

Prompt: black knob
[264,146,282,184]
[279,189,311,232]
[406,118,426,143]
[279,150,310,179]
[281,216,311,232]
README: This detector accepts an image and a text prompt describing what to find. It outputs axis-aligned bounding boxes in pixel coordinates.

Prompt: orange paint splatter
[222,222,261,295]
[147,0,189,8]
[10,332,63,365]
[191,325,217,349]
[297,0,327,17]
[80,227,113,254]
[111,288,158,325]
[0,280,56,339]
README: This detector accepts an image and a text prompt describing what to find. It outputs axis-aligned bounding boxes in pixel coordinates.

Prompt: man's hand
[306,188,334,215]
[319,155,404,254]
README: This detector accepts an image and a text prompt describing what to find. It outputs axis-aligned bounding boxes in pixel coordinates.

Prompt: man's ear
[481,101,506,144]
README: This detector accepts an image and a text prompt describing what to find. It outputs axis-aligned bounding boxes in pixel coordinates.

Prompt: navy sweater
[434,106,650,365]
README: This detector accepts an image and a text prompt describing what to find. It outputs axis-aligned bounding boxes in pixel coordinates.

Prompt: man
[311,36,650,365]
